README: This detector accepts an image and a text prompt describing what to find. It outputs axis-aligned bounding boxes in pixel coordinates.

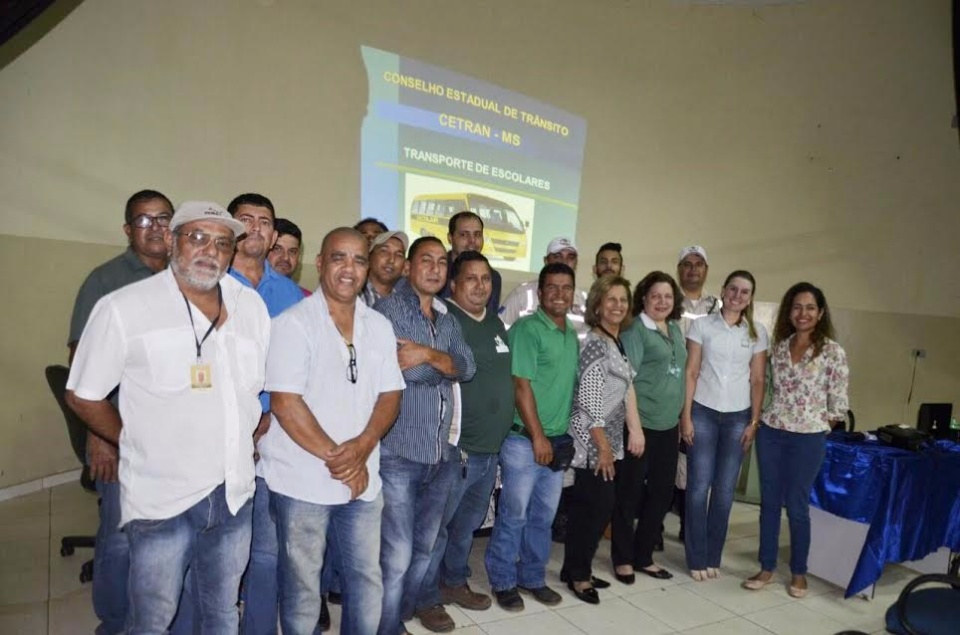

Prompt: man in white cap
[499,237,588,337]
[362,230,409,307]
[65,201,270,633]
[677,245,720,336]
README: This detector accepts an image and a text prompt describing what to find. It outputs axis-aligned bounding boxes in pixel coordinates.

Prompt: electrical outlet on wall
[911,348,927,359]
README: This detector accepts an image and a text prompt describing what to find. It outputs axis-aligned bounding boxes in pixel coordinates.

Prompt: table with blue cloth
[810,435,960,598]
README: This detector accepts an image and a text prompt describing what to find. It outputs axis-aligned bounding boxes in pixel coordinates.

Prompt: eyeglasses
[130,214,172,229]
[175,229,236,254]
[346,343,357,384]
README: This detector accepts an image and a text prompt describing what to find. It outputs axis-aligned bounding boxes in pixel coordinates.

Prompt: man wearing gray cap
[362,230,409,307]
[65,201,270,633]
[498,237,588,337]
[677,245,720,335]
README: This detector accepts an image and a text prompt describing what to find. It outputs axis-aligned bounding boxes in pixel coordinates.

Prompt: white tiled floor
[0,482,905,634]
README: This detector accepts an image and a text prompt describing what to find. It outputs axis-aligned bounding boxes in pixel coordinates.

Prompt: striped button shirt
[374,277,476,464]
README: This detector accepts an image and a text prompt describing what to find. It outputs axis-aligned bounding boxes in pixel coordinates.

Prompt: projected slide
[360,46,587,273]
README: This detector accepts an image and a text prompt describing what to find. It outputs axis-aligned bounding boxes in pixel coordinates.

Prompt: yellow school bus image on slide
[409,193,529,261]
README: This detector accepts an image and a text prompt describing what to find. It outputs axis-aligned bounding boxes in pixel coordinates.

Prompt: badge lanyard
[597,325,627,362]
[182,284,222,390]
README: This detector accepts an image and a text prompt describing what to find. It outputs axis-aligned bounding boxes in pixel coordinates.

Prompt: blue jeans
[241,477,278,635]
[93,479,129,635]
[273,491,384,635]
[125,483,252,634]
[378,447,458,635]
[684,403,751,570]
[755,425,827,574]
[417,451,499,609]
[320,533,341,595]
[484,435,564,592]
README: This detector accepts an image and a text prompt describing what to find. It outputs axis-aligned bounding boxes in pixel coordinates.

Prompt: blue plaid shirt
[374,277,476,464]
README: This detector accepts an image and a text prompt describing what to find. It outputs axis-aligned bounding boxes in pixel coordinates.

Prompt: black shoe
[566,581,600,605]
[518,585,562,606]
[638,567,673,580]
[327,591,343,605]
[318,596,331,632]
[614,571,636,585]
[559,570,610,589]
[494,588,524,612]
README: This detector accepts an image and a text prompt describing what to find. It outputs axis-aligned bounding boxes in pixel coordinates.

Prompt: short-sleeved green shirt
[508,308,579,436]
[620,315,687,430]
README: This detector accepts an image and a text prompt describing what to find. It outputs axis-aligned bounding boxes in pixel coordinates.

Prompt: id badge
[668,363,681,378]
[190,363,213,391]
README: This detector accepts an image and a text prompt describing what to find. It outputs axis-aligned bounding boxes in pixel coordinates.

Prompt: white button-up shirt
[259,291,405,505]
[687,313,768,413]
[67,269,270,526]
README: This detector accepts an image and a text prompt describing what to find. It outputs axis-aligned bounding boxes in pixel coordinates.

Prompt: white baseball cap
[677,245,709,265]
[546,237,578,256]
[370,230,410,254]
[170,201,246,237]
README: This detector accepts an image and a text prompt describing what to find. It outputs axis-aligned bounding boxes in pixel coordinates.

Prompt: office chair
[44,364,96,584]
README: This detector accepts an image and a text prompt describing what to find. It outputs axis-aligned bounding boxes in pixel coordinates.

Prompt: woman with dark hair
[610,272,687,583]
[742,282,849,598]
[561,276,645,604]
[680,270,768,581]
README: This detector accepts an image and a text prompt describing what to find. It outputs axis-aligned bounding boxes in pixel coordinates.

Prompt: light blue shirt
[229,260,303,412]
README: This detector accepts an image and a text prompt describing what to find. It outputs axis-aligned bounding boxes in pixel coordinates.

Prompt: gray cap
[370,230,410,254]
[170,201,246,237]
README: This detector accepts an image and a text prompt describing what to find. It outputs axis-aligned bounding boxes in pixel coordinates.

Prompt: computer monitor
[917,403,953,439]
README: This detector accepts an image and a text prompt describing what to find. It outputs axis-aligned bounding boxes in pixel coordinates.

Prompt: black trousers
[610,426,679,568]
[562,467,617,581]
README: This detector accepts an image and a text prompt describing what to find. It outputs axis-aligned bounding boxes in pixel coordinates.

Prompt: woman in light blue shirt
[680,270,768,581]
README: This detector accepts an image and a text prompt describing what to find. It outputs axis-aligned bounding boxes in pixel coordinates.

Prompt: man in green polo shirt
[484,262,579,612]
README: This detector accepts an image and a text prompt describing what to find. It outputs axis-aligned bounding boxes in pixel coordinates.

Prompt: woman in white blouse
[680,271,767,582]
[742,282,849,598]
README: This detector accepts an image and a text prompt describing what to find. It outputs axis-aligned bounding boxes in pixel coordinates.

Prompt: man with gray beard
[66,201,270,633]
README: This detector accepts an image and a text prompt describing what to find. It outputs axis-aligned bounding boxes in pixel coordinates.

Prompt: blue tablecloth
[810,436,960,597]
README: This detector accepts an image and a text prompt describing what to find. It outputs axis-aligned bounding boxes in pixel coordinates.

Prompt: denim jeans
[755,424,828,574]
[417,451,499,610]
[484,435,564,592]
[378,447,458,635]
[320,532,341,595]
[273,491,384,635]
[684,402,751,570]
[241,477,278,635]
[93,479,129,635]
[125,483,252,634]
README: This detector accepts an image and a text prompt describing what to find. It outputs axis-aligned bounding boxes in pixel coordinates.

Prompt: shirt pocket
[141,329,195,393]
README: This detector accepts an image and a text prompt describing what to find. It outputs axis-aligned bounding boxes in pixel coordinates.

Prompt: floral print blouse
[568,332,636,469]
[762,335,849,434]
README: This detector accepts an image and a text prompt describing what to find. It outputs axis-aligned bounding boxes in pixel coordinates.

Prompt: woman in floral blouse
[561,276,644,605]
[742,282,849,598]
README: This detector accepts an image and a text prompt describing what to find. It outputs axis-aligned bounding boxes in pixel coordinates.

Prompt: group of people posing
[64,189,850,635]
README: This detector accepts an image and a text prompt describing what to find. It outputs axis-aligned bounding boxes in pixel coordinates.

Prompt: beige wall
[1,0,958,487]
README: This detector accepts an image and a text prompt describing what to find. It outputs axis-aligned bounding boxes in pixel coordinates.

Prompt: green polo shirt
[508,308,579,437]
[621,315,687,430]
[447,302,515,453]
